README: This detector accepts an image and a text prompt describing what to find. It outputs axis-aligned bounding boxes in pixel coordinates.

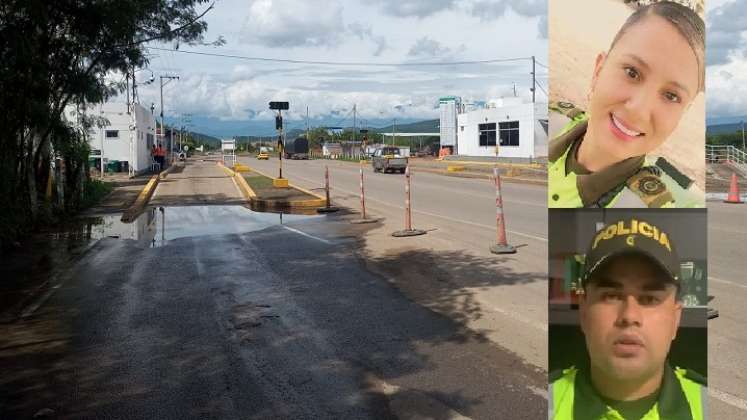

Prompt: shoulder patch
[655,157,693,189]
[550,101,585,120]
[626,167,675,207]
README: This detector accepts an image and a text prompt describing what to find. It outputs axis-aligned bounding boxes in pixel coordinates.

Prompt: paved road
[151,160,244,206]
[0,207,546,419]
[240,156,550,370]
[242,156,747,418]
[707,201,747,418]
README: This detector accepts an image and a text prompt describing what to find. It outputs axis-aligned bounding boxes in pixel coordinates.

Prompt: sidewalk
[82,172,157,215]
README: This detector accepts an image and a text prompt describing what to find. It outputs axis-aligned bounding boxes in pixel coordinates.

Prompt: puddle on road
[77,205,322,247]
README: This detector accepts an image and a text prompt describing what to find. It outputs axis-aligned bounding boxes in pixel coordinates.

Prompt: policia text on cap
[550,218,705,420]
[548,2,705,208]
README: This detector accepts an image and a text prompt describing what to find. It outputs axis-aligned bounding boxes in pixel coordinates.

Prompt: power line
[535,60,548,70]
[147,46,533,67]
[535,79,549,97]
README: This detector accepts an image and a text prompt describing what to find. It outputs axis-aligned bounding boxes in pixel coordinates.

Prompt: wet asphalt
[0,207,545,419]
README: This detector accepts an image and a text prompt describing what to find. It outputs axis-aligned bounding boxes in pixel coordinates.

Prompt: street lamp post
[159,75,179,165]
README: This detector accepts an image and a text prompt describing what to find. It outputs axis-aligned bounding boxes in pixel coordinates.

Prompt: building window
[105,130,119,138]
[478,123,496,146]
[147,133,154,148]
[499,121,520,146]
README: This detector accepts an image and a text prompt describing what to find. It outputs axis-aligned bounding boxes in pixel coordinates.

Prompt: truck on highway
[372,146,408,174]
[284,137,309,160]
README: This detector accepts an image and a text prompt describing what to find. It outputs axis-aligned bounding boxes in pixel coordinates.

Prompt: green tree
[0,0,221,247]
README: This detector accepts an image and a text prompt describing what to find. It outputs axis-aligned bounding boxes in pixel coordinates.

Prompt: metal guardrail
[706,145,747,175]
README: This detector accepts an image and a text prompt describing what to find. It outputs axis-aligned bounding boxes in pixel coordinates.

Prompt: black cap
[582,218,680,286]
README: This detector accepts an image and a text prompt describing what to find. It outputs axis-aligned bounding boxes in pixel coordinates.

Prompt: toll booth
[222,139,236,166]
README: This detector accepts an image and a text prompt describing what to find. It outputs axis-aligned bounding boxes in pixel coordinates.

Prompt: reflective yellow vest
[549,365,705,420]
[548,115,704,208]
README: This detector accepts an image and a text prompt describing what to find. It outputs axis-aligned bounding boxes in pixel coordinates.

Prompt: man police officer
[549,217,705,419]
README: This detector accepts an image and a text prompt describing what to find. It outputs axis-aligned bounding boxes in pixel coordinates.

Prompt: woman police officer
[548,1,705,208]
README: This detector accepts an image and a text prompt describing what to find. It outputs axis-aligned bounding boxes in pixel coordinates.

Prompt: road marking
[710,388,747,411]
[282,225,333,244]
[488,305,548,332]
[709,276,747,290]
[279,171,549,243]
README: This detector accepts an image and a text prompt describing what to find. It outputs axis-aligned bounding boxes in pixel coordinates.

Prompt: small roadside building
[322,142,343,157]
[72,102,157,175]
[456,98,548,160]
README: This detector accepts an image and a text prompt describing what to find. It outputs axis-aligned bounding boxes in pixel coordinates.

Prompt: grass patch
[243,172,275,191]
[81,178,114,209]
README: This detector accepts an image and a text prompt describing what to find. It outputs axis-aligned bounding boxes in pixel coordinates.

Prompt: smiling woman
[548,0,705,208]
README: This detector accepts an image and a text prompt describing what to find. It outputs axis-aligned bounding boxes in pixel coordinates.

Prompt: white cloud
[706,0,747,118]
[240,0,346,48]
[139,0,548,134]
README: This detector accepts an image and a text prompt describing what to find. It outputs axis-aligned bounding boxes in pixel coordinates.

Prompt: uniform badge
[638,176,665,195]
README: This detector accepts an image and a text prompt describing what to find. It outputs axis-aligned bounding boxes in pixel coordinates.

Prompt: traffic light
[275,115,283,130]
[269,101,289,110]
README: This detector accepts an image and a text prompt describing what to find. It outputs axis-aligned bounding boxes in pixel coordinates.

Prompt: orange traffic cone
[725,173,743,204]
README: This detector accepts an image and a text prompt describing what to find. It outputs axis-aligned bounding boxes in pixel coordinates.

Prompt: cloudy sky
[135,0,745,136]
[705,0,747,123]
[138,0,548,136]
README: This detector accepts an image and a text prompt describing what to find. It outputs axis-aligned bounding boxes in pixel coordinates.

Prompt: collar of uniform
[573,364,612,419]
[548,118,587,162]
[557,121,645,206]
[573,364,694,420]
[657,363,695,419]
[574,153,645,207]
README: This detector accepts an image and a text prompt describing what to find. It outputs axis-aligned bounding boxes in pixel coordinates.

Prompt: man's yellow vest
[549,365,705,420]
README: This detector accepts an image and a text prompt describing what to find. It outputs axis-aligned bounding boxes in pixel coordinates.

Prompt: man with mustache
[550,218,705,419]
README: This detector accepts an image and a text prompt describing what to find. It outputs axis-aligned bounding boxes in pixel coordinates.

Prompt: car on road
[256,152,269,160]
[372,147,408,174]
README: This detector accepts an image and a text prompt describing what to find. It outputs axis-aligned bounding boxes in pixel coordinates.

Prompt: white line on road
[710,276,747,290]
[711,388,747,412]
[285,172,548,243]
[282,225,333,244]
[488,305,548,332]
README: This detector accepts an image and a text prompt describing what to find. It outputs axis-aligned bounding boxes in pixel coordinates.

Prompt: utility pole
[159,75,179,164]
[531,55,536,103]
[393,118,397,146]
[742,120,745,151]
[353,104,357,144]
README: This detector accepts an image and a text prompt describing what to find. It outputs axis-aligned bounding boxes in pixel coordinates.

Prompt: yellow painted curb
[159,163,179,179]
[444,160,545,169]
[244,166,327,208]
[272,178,290,188]
[233,163,251,173]
[234,172,257,200]
[447,165,465,172]
[217,161,236,177]
[121,175,159,223]
[250,167,327,201]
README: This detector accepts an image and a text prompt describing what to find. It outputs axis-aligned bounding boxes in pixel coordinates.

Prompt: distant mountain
[707,121,745,135]
[189,131,221,147]
[370,119,439,134]
[165,114,435,138]
[706,115,747,126]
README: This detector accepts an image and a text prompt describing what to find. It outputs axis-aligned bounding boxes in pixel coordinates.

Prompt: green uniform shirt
[550,364,706,420]
[548,115,704,208]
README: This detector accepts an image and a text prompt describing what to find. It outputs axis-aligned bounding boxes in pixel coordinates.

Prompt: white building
[322,142,342,157]
[456,97,548,159]
[75,102,157,175]
[439,96,460,153]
